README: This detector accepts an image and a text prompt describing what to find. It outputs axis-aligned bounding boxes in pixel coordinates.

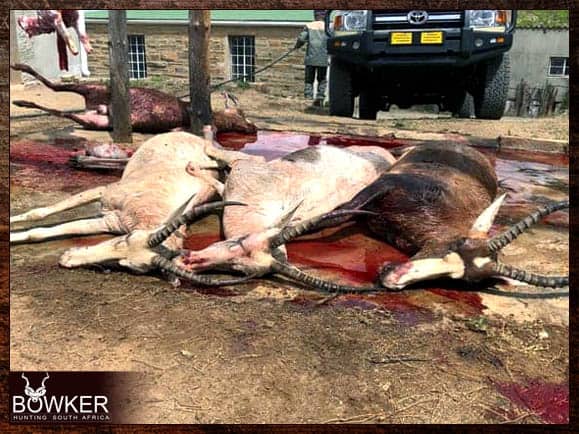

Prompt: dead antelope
[11,63,257,134]
[163,131,396,286]
[10,132,246,286]
[283,141,569,291]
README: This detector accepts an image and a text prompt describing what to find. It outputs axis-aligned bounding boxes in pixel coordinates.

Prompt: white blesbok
[10,131,247,286]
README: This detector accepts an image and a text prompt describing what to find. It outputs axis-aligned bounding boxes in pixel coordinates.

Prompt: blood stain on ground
[493,379,569,424]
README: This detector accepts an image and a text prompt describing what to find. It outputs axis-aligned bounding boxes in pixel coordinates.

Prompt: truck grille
[372,10,464,30]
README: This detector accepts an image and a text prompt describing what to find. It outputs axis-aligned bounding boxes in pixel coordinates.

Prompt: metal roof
[85,10,314,24]
[85,10,568,29]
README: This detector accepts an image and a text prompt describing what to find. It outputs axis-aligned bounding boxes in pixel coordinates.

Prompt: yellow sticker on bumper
[420,32,443,44]
[391,32,413,45]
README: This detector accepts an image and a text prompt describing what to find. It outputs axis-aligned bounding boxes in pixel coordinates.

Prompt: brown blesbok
[11,63,257,135]
[261,141,568,292]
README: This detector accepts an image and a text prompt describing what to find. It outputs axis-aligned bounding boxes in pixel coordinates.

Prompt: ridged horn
[493,262,568,288]
[269,209,377,249]
[148,201,246,248]
[21,373,30,389]
[152,256,253,286]
[488,200,569,252]
[270,260,380,293]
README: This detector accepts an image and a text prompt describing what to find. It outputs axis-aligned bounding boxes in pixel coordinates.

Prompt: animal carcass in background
[68,142,133,171]
[10,131,247,287]
[289,142,569,291]
[10,63,258,134]
[17,10,93,71]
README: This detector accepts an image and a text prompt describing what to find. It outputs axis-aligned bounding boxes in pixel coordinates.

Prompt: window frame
[229,35,256,82]
[548,56,569,78]
[128,34,147,80]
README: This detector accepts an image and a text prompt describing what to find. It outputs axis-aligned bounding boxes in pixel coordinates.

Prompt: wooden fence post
[188,10,212,136]
[108,10,132,143]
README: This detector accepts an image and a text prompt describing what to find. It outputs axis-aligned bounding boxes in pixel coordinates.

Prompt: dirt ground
[9,83,569,424]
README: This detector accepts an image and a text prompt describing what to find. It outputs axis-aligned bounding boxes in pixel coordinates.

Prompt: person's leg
[315,66,328,105]
[304,65,315,99]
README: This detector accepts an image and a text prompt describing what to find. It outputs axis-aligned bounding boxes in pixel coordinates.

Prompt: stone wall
[87,23,306,96]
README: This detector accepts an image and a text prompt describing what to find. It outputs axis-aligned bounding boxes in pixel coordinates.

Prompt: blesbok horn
[148,201,246,248]
[488,200,569,252]
[151,256,254,286]
[269,209,378,249]
[270,259,380,294]
[493,262,568,288]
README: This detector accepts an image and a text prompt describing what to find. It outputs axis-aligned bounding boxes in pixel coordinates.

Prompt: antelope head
[379,195,569,290]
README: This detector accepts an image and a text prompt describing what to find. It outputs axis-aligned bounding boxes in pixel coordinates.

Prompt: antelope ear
[203,125,214,142]
[469,193,507,238]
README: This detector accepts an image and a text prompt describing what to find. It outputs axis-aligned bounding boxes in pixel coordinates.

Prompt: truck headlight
[332,10,368,34]
[468,10,512,32]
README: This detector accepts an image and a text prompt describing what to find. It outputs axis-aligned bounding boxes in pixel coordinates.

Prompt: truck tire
[474,54,510,120]
[451,91,474,118]
[359,90,379,120]
[329,59,354,117]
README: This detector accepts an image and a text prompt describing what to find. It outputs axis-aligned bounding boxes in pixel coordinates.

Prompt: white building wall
[508,27,569,102]
[13,10,84,83]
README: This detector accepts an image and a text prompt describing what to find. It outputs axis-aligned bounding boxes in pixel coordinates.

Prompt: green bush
[517,10,568,28]
[236,80,251,90]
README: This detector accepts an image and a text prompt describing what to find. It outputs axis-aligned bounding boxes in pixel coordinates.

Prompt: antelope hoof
[59,249,82,268]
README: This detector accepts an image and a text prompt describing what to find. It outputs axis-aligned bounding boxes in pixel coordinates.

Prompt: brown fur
[349,142,498,256]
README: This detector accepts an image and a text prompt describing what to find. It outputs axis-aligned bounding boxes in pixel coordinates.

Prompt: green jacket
[296,21,328,67]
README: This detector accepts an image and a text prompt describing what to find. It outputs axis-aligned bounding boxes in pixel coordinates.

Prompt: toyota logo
[407,10,428,25]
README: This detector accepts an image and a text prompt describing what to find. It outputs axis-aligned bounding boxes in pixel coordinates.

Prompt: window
[229,36,255,82]
[548,57,569,77]
[128,35,147,79]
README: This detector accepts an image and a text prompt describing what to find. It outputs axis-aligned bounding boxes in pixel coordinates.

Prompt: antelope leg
[10,186,107,224]
[12,100,110,130]
[186,163,225,197]
[10,214,122,244]
[11,63,85,93]
[58,234,132,269]
[52,12,78,54]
